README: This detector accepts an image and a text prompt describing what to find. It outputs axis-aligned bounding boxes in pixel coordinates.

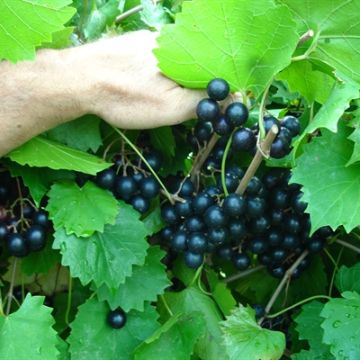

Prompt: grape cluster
[161,168,332,276]
[159,78,332,277]
[0,171,50,257]
[92,150,161,214]
[189,79,299,173]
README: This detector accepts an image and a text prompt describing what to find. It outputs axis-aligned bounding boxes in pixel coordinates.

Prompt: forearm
[0,49,85,157]
[0,31,202,157]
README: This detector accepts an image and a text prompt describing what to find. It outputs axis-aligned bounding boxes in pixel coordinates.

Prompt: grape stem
[65,274,73,325]
[220,132,235,196]
[6,259,18,315]
[266,294,331,319]
[116,0,161,23]
[335,239,360,254]
[259,250,309,325]
[190,133,220,183]
[223,265,264,283]
[236,125,278,195]
[112,127,175,205]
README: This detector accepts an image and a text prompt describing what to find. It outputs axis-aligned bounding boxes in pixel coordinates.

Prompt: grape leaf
[53,203,149,288]
[41,27,74,49]
[321,291,360,360]
[6,161,74,207]
[154,0,299,96]
[68,298,159,360]
[46,116,102,153]
[149,127,176,158]
[140,0,172,30]
[0,0,75,62]
[8,136,111,175]
[83,0,120,40]
[47,181,119,237]
[347,126,360,166]
[295,78,359,146]
[335,263,360,294]
[291,126,360,233]
[143,206,165,235]
[163,287,227,360]
[279,0,360,85]
[292,301,333,359]
[56,337,70,360]
[0,294,59,360]
[220,305,285,360]
[21,240,60,275]
[95,246,171,311]
[134,312,205,360]
[276,60,335,104]
[207,270,236,316]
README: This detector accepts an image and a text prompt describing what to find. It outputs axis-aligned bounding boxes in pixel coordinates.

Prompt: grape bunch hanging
[159,79,333,277]
[0,170,51,258]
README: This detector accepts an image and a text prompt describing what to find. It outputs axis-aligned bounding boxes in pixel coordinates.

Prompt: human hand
[0,30,204,156]
[69,30,205,128]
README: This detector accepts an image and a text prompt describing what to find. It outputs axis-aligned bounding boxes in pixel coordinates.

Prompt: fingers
[163,87,206,125]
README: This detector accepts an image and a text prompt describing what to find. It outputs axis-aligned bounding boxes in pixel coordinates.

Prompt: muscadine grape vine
[1,1,360,360]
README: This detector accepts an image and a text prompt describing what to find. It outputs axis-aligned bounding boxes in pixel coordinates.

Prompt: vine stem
[220,132,235,196]
[116,0,160,23]
[259,250,309,324]
[335,239,360,254]
[190,134,220,182]
[328,247,343,297]
[160,295,173,317]
[236,125,278,195]
[6,259,18,315]
[112,127,175,205]
[223,265,264,283]
[65,274,73,325]
[189,263,204,287]
[266,294,331,319]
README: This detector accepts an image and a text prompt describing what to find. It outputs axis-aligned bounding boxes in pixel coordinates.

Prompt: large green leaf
[46,116,102,153]
[347,126,360,166]
[321,292,360,360]
[53,203,150,288]
[291,126,360,233]
[134,312,205,360]
[68,298,159,360]
[164,287,227,360]
[296,79,359,145]
[8,137,111,175]
[207,270,236,316]
[155,0,299,96]
[292,301,333,359]
[6,161,74,207]
[276,60,335,104]
[96,246,171,311]
[83,0,120,40]
[46,181,119,237]
[335,263,360,294]
[140,0,172,30]
[220,305,285,360]
[0,294,59,360]
[0,0,75,62]
[149,127,176,158]
[279,0,360,85]
[21,240,60,275]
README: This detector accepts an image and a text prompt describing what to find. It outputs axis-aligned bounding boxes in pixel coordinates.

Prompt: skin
[0,30,204,157]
